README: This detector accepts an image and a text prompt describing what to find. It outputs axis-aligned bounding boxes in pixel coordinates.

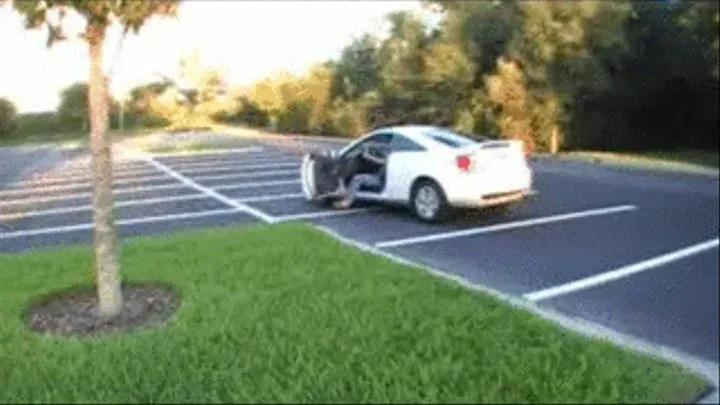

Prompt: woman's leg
[335,174,377,208]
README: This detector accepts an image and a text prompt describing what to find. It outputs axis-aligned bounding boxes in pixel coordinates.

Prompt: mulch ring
[25,282,181,338]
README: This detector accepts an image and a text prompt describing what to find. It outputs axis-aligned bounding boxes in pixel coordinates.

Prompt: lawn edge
[311,225,720,404]
[534,153,719,178]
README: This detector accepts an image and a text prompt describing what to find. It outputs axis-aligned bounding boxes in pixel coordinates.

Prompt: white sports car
[300,125,534,223]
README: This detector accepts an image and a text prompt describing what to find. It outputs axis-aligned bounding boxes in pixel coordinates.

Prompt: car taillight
[456,155,472,172]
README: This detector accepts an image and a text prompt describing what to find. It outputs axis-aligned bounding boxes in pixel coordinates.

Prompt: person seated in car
[334,142,388,209]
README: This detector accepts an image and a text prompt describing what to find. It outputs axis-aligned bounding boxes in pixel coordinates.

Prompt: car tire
[410,179,449,223]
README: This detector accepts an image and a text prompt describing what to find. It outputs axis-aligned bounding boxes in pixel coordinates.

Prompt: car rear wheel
[411,179,449,223]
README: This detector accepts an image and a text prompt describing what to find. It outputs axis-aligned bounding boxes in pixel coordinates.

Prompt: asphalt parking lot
[1,137,718,368]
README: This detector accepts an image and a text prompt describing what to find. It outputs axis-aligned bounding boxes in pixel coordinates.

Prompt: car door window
[389,134,425,152]
[342,132,393,158]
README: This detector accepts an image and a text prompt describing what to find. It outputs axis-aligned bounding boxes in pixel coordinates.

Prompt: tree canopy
[217,1,718,152]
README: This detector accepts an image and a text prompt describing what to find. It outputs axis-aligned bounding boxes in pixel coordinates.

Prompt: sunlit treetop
[2,0,179,45]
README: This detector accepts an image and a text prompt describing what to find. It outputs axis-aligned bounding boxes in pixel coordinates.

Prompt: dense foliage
[225,1,719,153]
[5,1,717,153]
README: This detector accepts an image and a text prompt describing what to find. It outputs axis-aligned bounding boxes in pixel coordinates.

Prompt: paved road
[0,136,718,368]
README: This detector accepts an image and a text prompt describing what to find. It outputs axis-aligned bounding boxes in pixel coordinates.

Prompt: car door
[301,149,339,201]
[384,133,427,201]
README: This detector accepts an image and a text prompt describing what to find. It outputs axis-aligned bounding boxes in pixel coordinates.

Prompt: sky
[0,0,428,113]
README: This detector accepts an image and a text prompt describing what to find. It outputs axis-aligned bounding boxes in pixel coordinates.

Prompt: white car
[300,125,534,223]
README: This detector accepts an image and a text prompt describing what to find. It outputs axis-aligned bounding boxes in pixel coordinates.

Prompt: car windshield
[423,129,483,149]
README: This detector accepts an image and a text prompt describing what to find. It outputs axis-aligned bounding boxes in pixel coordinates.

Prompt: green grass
[0,129,157,148]
[0,224,709,403]
[0,131,88,148]
[556,150,719,175]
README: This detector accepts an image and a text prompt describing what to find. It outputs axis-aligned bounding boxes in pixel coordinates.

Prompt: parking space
[539,245,719,362]
[0,140,717,365]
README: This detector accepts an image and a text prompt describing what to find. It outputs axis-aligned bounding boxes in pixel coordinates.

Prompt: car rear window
[424,129,482,149]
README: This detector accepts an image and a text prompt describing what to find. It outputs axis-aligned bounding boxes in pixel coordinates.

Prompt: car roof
[370,125,487,149]
[370,125,443,143]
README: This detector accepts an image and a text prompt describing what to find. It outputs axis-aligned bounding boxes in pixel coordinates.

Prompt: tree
[484,58,535,151]
[57,82,90,130]
[125,81,173,127]
[8,0,180,320]
[57,81,120,130]
[330,34,381,102]
[0,97,18,136]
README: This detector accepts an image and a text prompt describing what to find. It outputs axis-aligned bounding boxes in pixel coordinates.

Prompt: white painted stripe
[524,238,720,302]
[125,147,277,223]
[214,179,300,191]
[53,164,151,176]
[275,208,375,222]
[14,166,161,186]
[375,205,639,248]
[0,177,300,208]
[0,173,174,197]
[0,194,210,220]
[158,154,296,168]
[192,169,297,182]
[11,159,299,187]
[147,146,264,158]
[0,208,244,239]
[47,161,154,174]
[236,193,304,203]
[176,161,299,175]
[0,182,192,208]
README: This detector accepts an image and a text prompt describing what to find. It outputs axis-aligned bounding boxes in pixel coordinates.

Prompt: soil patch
[26,283,180,338]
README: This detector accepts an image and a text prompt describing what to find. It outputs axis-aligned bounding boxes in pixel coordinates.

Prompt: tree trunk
[550,126,559,155]
[87,22,123,320]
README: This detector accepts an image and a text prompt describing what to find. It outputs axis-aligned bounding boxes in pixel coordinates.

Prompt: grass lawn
[0,224,709,403]
[555,150,719,175]
[0,131,89,148]
[0,129,157,148]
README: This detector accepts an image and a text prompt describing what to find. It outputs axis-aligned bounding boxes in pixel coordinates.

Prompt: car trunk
[456,140,528,173]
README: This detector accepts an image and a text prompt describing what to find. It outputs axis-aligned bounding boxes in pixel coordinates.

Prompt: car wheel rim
[415,185,439,219]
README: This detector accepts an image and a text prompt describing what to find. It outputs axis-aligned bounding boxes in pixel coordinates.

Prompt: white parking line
[158,155,297,169]
[176,162,299,175]
[128,147,277,223]
[236,193,305,203]
[523,238,720,302]
[11,160,299,188]
[274,208,376,222]
[214,179,300,191]
[0,194,211,220]
[0,182,192,208]
[0,208,244,239]
[53,164,152,176]
[13,166,162,186]
[374,205,639,248]
[147,146,265,158]
[0,173,174,197]
[192,169,297,182]
[0,177,296,208]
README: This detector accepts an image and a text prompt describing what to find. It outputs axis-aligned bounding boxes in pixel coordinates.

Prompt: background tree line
[223,0,719,153]
[2,0,717,154]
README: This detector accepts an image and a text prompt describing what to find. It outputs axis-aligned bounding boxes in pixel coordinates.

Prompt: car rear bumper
[449,189,533,208]
[443,167,534,208]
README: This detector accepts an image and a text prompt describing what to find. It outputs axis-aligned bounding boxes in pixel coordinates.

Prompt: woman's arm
[362,145,387,165]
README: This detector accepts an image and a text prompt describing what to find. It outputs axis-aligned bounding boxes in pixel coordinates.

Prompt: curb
[312,224,719,404]
[534,155,720,179]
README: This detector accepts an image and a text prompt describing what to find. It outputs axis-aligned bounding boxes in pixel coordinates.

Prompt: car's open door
[300,150,344,202]
[300,153,318,201]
